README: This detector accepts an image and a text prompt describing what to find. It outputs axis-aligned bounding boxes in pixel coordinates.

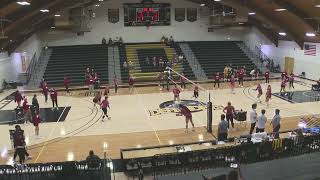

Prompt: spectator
[223,102,235,129]
[228,170,240,180]
[119,37,123,45]
[86,150,101,169]
[218,114,228,141]
[108,38,113,46]
[64,76,70,93]
[256,109,267,133]
[32,110,41,136]
[145,56,150,65]
[271,109,281,138]
[50,88,58,109]
[123,61,128,71]
[249,103,257,134]
[101,37,106,45]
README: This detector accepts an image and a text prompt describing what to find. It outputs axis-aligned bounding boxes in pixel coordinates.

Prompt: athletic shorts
[102,108,107,115]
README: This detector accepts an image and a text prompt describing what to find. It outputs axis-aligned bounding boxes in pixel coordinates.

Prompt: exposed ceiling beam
[273,0,318,32]
[249,17,279,46]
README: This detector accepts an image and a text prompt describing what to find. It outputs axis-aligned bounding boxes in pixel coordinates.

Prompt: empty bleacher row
[188,41,256,77]
[43,45,109,87]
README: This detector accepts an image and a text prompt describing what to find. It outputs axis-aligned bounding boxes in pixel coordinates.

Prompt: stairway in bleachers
[173,44,196,80]
[43,45,108,87]
[118,45,129,83]
[188,41,256,77]
[124,43,183,82]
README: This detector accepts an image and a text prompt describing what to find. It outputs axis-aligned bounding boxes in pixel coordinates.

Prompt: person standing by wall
[50,88,58,109]
[64,76,70,94]
[14,90,23,107]
[32,110,41,136]
[218,114,228,141]
[271,109,281,139]
[114,76,118,94]
[256,109,267,133]
[249,103,257,134]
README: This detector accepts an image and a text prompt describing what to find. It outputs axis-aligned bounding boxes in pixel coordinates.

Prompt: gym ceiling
[0,0,319,52]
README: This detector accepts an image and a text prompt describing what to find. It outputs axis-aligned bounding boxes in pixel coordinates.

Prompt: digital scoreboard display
[124,0,170,26]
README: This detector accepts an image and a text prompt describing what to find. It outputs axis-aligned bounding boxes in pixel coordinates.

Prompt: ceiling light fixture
[17,1,30,6]
[200,4,205,6]
[274,8,287,12]
[278,32,287,36]
[214,0,221,1]
[238,22,244,25]
[306,32,316,37]
[40,9,49,13]
[51,26,56,29]
[248,12,256,15]
[315,4,320,7]
[95,4,100,7]
[54,14,61,17]
[98,0,104,1]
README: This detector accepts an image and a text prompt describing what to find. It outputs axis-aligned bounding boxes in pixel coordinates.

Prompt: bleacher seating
[43,45,109,87]
[174,44,195,80]
[123,43,184,82]
[188,41,256,77]
[118,45,129,83]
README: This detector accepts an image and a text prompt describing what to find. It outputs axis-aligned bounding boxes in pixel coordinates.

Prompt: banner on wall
[108,9,119,23]
[175,8,185,22]
[187,8,197,22]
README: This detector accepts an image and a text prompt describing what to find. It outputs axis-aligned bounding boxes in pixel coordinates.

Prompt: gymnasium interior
[0,0,320,179]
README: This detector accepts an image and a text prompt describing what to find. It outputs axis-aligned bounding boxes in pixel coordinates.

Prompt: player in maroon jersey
[42,84,49,103]
[93,91,102,107]
[172,85,181,102]
[281,71,288,80]
[280,78,287,93]
[265,85,272,107]
[265,71,270,84]
[22,97,31,124]
[32,110,41,136]
[104,84,110,97]
[14,90,23,107]
[178,104,195,131]
[213,72,221,89]
[64,76,70,94]
[100,96,110,122]
[230,75,235,94]
[238,68,245,87]
[223,102,236,129]
[255,82,263,103]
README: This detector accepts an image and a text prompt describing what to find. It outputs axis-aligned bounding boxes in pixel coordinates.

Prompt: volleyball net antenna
[166,67,213,133]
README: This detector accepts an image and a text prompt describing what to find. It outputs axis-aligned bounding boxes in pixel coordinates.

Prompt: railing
[25,53,38,84]
[120,133,320,179]
[0,159,113,180]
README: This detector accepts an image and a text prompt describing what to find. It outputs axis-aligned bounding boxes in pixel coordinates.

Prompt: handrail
[25,52,38,84]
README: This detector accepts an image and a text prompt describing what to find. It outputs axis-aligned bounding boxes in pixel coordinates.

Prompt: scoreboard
[124,0,170,27]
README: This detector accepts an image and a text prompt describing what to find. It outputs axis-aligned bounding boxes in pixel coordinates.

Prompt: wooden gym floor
[0,79,319,164]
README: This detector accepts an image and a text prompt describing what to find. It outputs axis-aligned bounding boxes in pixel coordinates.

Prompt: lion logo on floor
[148,100,223,116]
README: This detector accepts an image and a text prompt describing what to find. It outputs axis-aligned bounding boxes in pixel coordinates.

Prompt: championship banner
[187,8,197,22]
[175,8,185,22]
[108,9,119,23]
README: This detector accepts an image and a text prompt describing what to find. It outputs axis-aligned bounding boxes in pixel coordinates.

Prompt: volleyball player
[178,104,195,131]
[193,84,199,99]
[172,85,181,102]
[213,72,221,89]
[93,91,102,107]
[100,96,110,122]
[104,84,110,97]
[63,76,70,94]
[265,85,272,107]
[14,90,23,107]
[230,75,235,94]
[238,67,245,87]
[223,102,235,129]
[22,97,31,124]
[32,110,41,136]
[280,78,287,93]
[265,71,270,84]
[255,82,263,103]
